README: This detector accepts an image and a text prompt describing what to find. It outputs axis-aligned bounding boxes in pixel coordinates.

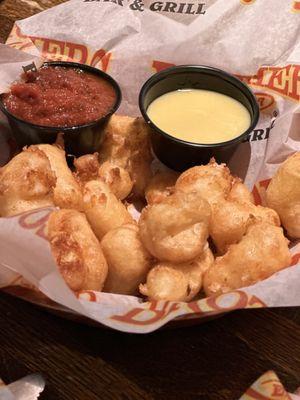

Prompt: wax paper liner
[0,0,300,333]
[0,205,300,333]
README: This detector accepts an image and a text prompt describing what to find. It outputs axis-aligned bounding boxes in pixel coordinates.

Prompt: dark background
[1,292,300,399]
[0,1,300,399]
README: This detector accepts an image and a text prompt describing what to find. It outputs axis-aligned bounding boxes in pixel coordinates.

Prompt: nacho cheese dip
[147,89,251,144]
[2,65,117,127]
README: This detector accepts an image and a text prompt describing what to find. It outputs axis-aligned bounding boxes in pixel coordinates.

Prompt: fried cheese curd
[203,222,291,297]
[175,159,233,205]
[98,115,153,198]
[175,160,254,206]
[98,161,133,200]
[176,159,279,254]
[210,174,280,254]
[101,224,153,295]
[37,144,83,210]
[145,170,179,205]
[210,200,280,254]
[266,152,300,239]
[74,153,133,200]
[74,153,100,184]
[48,209,108,292]
[139,246,214,302]
[82,180,134,240]
[139,190,211,263]
[0,146,56,216]
[227,177,254,204]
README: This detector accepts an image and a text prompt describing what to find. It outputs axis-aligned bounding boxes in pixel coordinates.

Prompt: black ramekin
[139,65,259,171]
[0,61,122,156]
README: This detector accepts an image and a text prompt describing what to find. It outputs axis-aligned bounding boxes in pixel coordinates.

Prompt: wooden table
[1,1,300,399]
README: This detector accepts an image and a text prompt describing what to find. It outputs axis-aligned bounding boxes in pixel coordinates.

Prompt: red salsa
[2,65,117,127]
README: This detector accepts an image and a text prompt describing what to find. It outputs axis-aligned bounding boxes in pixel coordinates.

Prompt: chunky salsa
[2,65,117,127]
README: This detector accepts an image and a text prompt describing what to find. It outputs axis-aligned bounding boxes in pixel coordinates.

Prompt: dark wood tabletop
[0,1,300,399]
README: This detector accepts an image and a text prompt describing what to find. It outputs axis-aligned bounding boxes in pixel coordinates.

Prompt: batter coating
[266,152,300,238]
[203,222,291,296]
[139,190,211,263]
[48,209,108,292]
[0,146,56,216]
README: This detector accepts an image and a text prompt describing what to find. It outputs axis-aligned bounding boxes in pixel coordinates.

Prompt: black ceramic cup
[0,61,122,156]
[139,65,259,171]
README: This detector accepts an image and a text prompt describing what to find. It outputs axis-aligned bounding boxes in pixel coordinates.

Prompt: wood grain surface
[0,0,67,43]
[1,291,300,400]
[1,1,300,399]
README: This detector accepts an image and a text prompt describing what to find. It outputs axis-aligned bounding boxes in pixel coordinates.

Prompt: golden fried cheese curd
[203,222,291,297]
[139,190,211,263]
[101,224,153,295]
[140,246,214,302]
[266,152,300,238]
[48,209,108,292]
[82,180,134,240]
[0,146,56,216]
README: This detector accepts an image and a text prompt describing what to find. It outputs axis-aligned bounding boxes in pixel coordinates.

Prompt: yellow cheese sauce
[147,89,251,144]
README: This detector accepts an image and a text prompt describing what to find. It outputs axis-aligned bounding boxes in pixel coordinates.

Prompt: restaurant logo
[236,65,300,102]
[83,0,207,14]
[243,116,277,142]
[153,60,300,103]
[7,25,112,71]
[254,92,275,111]
[110,290,265,326]
[18,208,52,240]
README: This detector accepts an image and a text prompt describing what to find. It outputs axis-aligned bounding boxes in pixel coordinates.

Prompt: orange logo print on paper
[7,25,112,71]
[254,92,275,111]
[292,0,300,12]
[252,178,271,206]
[111,290,265,327]
[237,65,300,102]
[18,209,52,240]
[153,60,300,104]
[187,290,265,315]
[241,371,292,400]
[111,300,181,326]
[240,0,256,5]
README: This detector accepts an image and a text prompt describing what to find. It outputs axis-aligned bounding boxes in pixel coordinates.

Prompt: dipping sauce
[147,89,251,144]
[2,65,117,127]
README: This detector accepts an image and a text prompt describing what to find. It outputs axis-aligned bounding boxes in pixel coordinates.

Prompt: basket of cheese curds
[0,110,300,332]
[1,0,300,333]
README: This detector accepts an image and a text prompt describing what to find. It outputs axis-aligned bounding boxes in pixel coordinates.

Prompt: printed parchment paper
[0,0,300,332]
